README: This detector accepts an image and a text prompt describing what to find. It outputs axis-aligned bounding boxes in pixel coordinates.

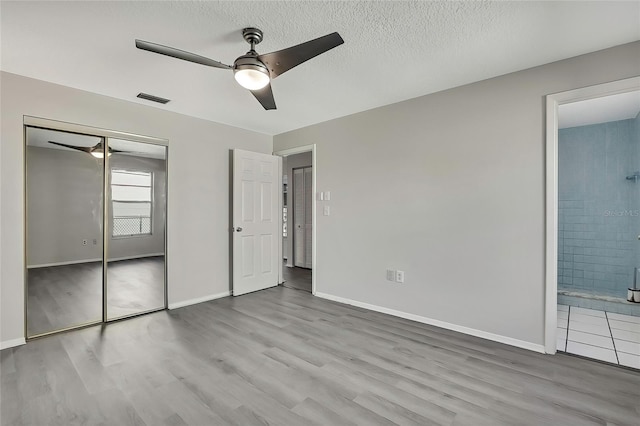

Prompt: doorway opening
[274,145,316,294]
[545,77,640,369]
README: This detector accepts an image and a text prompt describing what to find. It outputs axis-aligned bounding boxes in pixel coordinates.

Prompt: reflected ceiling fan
[135,28,344,110]
[48,141,125,158]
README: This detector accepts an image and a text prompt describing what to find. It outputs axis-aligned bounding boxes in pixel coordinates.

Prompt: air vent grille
[137,93,170,104]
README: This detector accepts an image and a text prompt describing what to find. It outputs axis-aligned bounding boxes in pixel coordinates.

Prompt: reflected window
[111,169,153,237]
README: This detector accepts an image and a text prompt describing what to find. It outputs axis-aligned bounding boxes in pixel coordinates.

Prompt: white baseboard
[315,292,545,354]
[28,253,164,269]
[1,337,26,351]
[168,291,231,310]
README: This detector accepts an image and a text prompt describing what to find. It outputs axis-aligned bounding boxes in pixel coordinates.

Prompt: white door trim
[273,144,316,295]
[544,76,640,354]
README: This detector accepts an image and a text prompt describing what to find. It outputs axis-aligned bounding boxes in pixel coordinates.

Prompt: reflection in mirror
[26,127,104,337]
[106,139,166,320]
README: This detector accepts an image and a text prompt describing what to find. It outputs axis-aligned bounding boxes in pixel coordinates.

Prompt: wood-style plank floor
[282,265,312,293]
[2,286,640,425]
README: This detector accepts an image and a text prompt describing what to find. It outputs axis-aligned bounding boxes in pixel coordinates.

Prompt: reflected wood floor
[282,265,312,293]
[3,286,640,425]
[27,256,165,336]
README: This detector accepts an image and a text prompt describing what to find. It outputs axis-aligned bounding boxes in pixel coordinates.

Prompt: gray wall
[1,71,271,346]
[26,145,166,266]
[282,151,312,266]
[558,114,640,299]
[274,42,640,348]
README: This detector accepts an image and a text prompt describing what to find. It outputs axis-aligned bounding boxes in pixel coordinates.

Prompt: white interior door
[293,166,313,268]
[232,149,281,296]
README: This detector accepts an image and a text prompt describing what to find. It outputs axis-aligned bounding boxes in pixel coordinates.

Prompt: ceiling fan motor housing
[233,53,270,90]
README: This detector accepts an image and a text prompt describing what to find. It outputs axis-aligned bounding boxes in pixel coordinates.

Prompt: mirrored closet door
[25,126,167,338]
[106,139,167,320]
[26,127,105,336]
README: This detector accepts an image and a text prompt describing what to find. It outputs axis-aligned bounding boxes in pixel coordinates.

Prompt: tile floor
[557,305,640,369]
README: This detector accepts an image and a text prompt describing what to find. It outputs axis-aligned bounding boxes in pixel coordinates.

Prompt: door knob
[235,227,243,232]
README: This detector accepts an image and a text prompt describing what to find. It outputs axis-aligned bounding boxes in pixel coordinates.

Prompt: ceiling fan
[135,28,344,110]
[48,141,124,158]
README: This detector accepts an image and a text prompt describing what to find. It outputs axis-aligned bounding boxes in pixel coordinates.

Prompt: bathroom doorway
[546,77,640,368]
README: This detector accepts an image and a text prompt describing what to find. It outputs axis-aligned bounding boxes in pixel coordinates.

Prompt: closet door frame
[23,116,168,339]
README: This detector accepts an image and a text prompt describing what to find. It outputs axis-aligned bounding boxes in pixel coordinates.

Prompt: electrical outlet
[93,239,97,245]
[386,269,395,281]
[396,270,405,283]
[82,239,87,246]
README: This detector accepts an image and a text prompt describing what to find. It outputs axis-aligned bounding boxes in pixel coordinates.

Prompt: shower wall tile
[558,116,640,300]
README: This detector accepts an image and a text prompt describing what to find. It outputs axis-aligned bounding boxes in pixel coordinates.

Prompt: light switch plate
[386,269,395,281]
[323,205,330,216]
[325,191,331,201]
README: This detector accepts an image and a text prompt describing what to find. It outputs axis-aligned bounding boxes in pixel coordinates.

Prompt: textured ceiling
[2,1,639,135]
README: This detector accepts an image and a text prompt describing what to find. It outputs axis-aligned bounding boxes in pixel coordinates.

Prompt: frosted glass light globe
[234,68,270,91]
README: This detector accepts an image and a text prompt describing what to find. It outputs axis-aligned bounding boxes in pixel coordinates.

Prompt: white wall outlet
[386,269,395,281]
[323,205,330,216]
[93,239,97,245]
[396,270,405,283]
[82,239,87,246]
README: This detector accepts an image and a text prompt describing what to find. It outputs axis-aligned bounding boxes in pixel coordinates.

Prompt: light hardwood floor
[3,286,640,425]
[282,265,312,293]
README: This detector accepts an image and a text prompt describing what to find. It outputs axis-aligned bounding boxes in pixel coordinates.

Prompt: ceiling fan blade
[48,141,93,153]
[258,32,344,79]
[135,39,232,70]
[250,83,276,110]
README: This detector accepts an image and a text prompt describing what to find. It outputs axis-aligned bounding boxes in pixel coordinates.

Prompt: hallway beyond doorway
[282,264,311,293]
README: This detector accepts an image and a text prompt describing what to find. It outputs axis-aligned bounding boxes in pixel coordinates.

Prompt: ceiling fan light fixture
[90,147,111,158]
[233,56,270,91]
